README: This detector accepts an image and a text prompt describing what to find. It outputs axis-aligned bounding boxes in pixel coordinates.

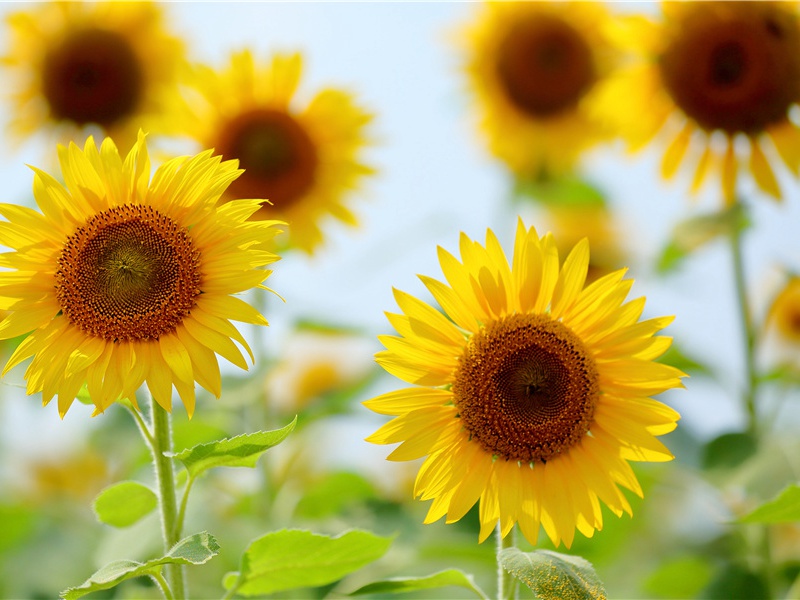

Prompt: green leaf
[348,569,488,598]
[700,564,769,600]
[657,344,713,377]
[739,485,800,524]
[295,472,377,519]
[171,417,296,478]
[223,529,392,597]
[93,481,157,527]
[643,556,714,598]
[657,204,750,274]
[514,175,607,208]
[499,548,606,600]
[61,532,219,599]
[702,431,758,470]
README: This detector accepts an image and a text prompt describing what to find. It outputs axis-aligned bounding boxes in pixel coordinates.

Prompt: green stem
[150,398,186,600]
[151,571,174,600]
[496,525,516,600]
[729,202,759,439]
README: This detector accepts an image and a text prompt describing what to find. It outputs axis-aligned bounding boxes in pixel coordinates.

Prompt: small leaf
[171,417,296,478]
[499,548,606,600]
[224,529,391,597]
[61,532,219,599]
[739,485,800,524]
[349,569,488,598]
[93,481,157,527]
[702,432,757,470]
[657,204,750,274]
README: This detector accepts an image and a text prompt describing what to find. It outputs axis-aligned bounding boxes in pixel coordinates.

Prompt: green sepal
[93,480,157,527]
[348,569,488,598]
[499,548,607,600]
[60,531,219,600]
[170,416,296,478]
[223,529,392,597]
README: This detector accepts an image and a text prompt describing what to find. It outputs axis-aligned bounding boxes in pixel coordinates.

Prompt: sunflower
[176,50,373,254]
[0,133,283,419]
[1,1,185,148]
[458,2,617,181]
[598,1,800,202]
[364,221,684,548]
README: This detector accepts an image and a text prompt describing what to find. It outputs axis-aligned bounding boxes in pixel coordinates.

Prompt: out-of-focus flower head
[597,1,800,203]
[1,1,186,148]
[458,1,619,182]
[175,50,374,255]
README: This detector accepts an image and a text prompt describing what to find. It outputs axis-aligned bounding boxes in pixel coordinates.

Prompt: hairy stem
[496,525,516,600]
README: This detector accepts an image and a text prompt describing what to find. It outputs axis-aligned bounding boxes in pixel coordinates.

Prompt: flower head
[458,2,617,181]
[364,221,684,548]
[1,2,186,147]
[768,275,800,345]
[0,133,282,418]
[176,50,374,254]
[598,1,800,202]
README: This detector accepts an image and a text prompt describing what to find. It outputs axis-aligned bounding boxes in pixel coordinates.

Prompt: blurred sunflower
[0,133,283,418]
[1,2,185,148]
[176,50,374,254]
[768,275,800,345]
[599,1,800,202]
[546,202,627,284]
[364,221,684,548]
[459,2,617,181]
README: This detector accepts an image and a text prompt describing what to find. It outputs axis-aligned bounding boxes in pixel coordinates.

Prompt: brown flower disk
[660,2,800,134]
[42,28,143,127]
[453,313,599,464]
[55,205,201,341]
[495,13,595,117]
[216,108,318,207]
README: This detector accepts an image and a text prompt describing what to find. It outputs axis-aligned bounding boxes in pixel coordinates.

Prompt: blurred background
[1,2,800,599]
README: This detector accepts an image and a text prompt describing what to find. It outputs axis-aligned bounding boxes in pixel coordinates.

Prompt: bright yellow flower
[458,2,617,181]
[176,50,374,254]
[1,1,185,148]
[364,221,684,548]
[597,1,800,202]
[0,133,282,418]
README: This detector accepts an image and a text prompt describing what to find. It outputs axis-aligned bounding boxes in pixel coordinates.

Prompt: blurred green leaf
[643,555,713,598]
[657,344,713,377]
[295,471,377,519]
[514,175,607,208]
[348,569,488,598]
[702,432,758,470]
[657,204,750,274]
[93,481,157,528]
[0,504,35,553]
[223,529,392,597]
[170,417,296,478]
[739,485,800,524]
[499,548,606,600]
[700,564,769,600]
[60,532,219,599]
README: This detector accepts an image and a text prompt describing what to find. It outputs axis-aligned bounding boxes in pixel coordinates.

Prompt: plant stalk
[150,398,186,599]
[496,525,516,600]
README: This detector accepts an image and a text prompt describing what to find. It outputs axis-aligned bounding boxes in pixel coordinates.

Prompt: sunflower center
[55,205,201,341]
[42,28,143,127]
[659,3,800,133]
[216,108,318,208]
[495,14,595,117]
[453,313,598,463]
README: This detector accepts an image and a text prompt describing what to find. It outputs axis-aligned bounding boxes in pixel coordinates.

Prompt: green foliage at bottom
[499,548,606,600]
